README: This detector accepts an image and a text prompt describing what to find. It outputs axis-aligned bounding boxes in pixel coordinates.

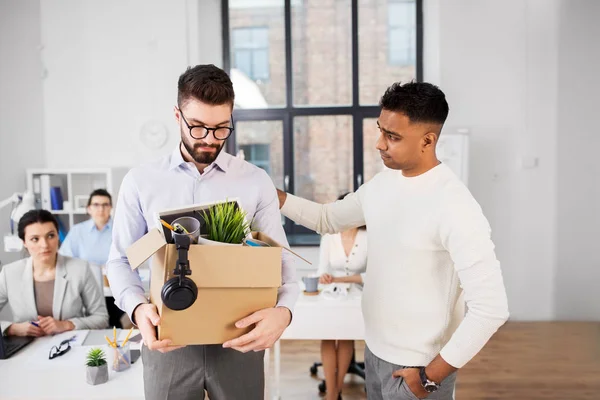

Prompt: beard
[181,131,225,165]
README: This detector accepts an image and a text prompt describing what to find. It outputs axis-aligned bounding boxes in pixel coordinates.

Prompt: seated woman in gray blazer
[0,210,108,336]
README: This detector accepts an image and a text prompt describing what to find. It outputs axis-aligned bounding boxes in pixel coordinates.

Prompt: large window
[224,0,422,244]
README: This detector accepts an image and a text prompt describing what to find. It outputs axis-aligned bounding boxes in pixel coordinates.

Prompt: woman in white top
[317,193,368,400]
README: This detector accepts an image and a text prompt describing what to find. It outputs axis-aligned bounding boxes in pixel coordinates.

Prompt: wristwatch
[419,367,440,393]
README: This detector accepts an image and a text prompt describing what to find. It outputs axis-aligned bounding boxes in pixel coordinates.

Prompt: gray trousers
[141,344,265,400]
[365,345,456,400]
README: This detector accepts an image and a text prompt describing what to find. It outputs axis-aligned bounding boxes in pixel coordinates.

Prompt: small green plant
[201,201,250,244]
[86,348,107,367]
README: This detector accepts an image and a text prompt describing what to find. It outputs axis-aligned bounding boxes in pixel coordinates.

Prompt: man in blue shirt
[60,189,124,327]
[60,189,113,265]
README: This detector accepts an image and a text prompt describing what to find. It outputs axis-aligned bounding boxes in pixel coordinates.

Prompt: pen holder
[109,342,131,372]
[170,216,201,244]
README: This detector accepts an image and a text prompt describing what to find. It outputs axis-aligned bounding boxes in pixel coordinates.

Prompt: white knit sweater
[282,164,509,368]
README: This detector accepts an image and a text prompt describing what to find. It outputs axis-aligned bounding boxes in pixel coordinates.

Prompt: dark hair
[379,81,449,126]
[338,193,366,230]
[177,64,235,108]
[87,189,112,207]
[18,210,59,241]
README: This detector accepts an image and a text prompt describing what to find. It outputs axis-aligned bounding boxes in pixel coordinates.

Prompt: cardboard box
[125,200,302,345]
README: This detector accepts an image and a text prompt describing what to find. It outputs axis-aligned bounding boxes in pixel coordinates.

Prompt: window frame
[222,0,423,245]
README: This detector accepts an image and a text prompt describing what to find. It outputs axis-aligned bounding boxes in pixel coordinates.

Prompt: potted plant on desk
[85,348,108,385]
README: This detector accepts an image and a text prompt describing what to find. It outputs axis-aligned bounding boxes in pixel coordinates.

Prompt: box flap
[126,228,166,270]
[250,232,312,265]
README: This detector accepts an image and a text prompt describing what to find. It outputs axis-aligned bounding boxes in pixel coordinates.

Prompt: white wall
[555,0,600,320]
[0,0,46,267]
[39,0,223,169]
[425,0,559,320]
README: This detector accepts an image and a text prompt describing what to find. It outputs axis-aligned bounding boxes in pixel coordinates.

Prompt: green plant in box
[201,201,250,244]
[86,348,107,367]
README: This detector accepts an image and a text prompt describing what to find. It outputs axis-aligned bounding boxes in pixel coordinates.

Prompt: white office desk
[2,329,276,400]
[270,290,365,400]
[0,330,144,399]
[0,295,361,399]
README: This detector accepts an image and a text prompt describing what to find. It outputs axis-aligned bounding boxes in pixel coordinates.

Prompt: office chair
[309,349,365,394]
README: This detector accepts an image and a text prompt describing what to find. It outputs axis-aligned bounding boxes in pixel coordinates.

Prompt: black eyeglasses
[89,203,111,209]
[178,109,234,140]
[49,338,71,360]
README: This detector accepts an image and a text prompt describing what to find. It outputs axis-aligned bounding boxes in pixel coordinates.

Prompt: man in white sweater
[277,82,509,399]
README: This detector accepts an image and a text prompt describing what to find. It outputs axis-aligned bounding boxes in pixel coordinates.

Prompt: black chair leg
[318,380,327,394]
[346,351,366,379]
[310,361,322,376]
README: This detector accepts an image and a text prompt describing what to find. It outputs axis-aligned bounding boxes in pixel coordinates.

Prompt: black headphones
[161,234,198,311]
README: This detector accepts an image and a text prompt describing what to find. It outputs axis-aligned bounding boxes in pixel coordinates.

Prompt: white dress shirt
[107,146,299,320]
